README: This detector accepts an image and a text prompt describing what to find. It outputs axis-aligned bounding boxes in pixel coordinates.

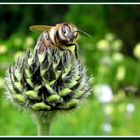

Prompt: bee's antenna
[73,30,93,38]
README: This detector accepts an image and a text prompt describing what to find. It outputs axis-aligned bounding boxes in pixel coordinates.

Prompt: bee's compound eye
[61,24,71,34]
[69,25,78,38]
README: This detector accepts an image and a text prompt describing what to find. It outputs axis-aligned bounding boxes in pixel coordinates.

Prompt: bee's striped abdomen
[37,31,52,53]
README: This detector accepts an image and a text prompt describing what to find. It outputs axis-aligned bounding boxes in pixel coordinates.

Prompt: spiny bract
[5,47,91,111]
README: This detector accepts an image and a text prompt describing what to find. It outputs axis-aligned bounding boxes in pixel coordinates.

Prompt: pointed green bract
[45,83,56,94]
[28,57,33,65]
[14,82,22,90]
[32,102,51,111]
[15,71,22,81]
[14,94,26,103]
[60,99,79,109]
[47,95,60,102]
[26,78,34,88]
[60,88,72,96]
[38,53,45,63]
[25,69,32,78]
[67,80,77,88]
[25,90,39,99]
[66,99,79,108]
[40,69,47,77]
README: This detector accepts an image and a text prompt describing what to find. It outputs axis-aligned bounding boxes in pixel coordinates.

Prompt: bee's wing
[29,25,53,32]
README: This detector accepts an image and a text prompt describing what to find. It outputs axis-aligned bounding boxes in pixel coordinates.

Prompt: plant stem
[33,111,56,136]
[133,60,140,86]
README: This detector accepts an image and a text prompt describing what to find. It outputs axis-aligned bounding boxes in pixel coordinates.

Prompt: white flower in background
[111,39,123,51]
[126,103,135,114]
[116,65,126,81]
[133,43,140,60]
[96,39,110,51]
[105,33,115,42]
[101,123,112,134]
[112,52,124,63]
[25,36,34,46]
[0,44,7,54]
[14,38,23,47]
[95,84,114,104]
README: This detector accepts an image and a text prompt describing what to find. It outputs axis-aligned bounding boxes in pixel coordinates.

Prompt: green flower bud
[5,47,92,111]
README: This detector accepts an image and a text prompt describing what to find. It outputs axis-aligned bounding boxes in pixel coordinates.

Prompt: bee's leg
[74,43,79,59]
[66,43,79,59]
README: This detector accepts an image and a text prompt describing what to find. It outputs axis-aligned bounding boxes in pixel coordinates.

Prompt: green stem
[33,111,56,136]
[133,60,140,86]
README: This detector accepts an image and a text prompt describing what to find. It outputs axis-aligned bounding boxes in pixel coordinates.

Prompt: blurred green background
[0,5,140,136]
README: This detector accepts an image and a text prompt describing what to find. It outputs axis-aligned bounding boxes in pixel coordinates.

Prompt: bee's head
[58,23,78,45]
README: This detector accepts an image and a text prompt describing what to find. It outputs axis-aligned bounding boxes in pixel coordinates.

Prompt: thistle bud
[5,47,91,112]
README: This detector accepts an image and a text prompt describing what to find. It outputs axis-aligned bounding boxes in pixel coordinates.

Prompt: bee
[29,23,79,58]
